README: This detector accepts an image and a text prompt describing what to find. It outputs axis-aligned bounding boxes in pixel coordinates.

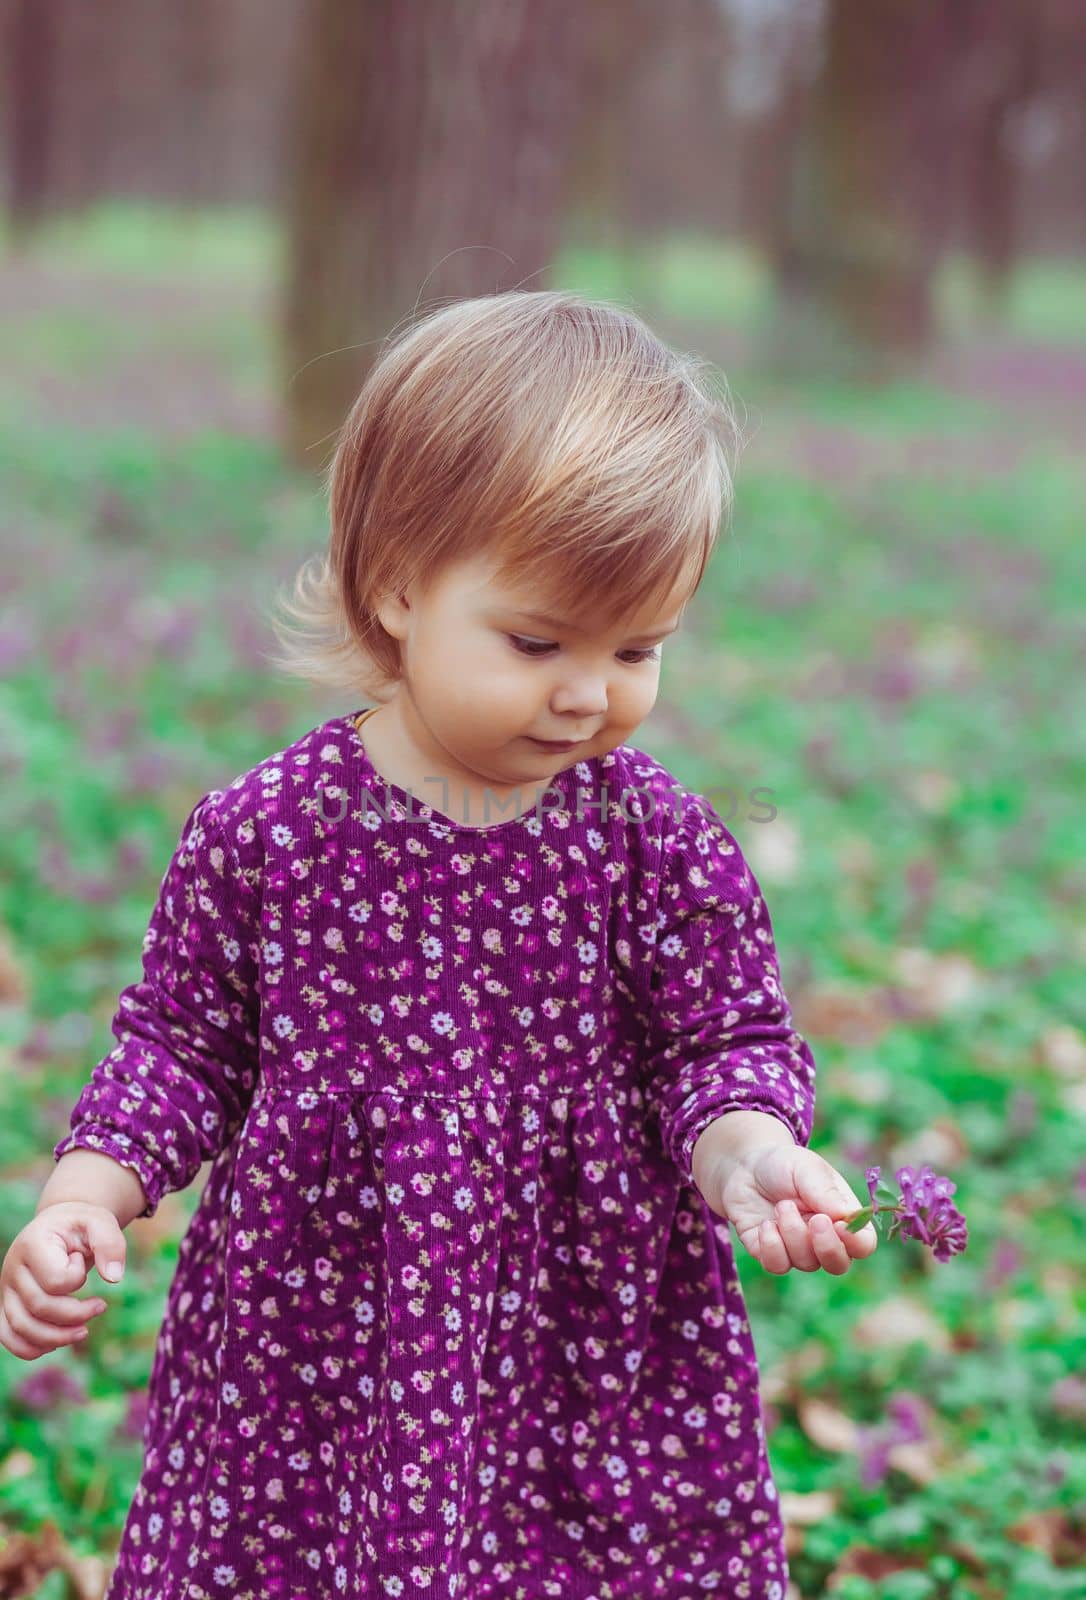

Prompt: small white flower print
[430,1012,455,1036]
[348,899,372,923]
[270,824,294,848]
[222,939,240,963]
[261,938,283,970]
[271,1014,294,1038]
[212,1566,237,1587]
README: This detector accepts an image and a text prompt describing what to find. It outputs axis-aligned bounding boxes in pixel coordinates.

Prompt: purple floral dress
[54,708,816,1600]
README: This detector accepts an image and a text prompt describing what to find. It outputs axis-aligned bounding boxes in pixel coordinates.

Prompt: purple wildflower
[853,1163,968,1262]
[13,1365,87,1411]
[982,1237,1022,1290]
[855,1423,893,1488]
[121,1389,150,1441]
[886,1391,929,1444]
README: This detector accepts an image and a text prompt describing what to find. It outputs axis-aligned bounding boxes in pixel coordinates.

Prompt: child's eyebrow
[493,607,683,642]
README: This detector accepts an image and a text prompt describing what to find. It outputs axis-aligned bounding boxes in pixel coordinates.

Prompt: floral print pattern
[53,709,817,1599]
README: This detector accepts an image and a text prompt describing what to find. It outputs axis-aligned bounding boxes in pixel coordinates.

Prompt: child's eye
[507,635,659,665]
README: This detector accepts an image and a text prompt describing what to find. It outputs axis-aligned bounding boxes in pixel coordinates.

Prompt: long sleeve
[52,789,262,1219]
[639,789,817,1188]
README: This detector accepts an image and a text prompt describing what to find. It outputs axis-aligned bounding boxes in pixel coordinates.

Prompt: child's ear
[372,588,411,640]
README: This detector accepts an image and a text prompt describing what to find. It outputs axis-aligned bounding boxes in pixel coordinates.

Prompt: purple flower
[856,1163,968,1262]
[855,1423,893,1488]
[121,1389,150,1440]
[886,1391,929,1444]
[983,1237,1022,1290]
[13,1365,87,1411]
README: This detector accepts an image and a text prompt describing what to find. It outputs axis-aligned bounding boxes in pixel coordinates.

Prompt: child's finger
[8,1261,108,1329]
[1,1285,98,1350]
[839,1216,879,1255]
[807,1214,852,1275]
[775,1199,820,1272]
[754,1218,792,1275]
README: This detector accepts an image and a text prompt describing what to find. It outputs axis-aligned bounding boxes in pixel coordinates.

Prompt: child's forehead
[481,579,687,636]
[435,549,694,633]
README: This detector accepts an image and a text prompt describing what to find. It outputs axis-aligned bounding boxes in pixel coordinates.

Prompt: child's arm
[689,1106,796,1197]
[36,1147,149,1229]
[47,789,262,1221]
[640,793,877,1272]
[640,790,817,1190]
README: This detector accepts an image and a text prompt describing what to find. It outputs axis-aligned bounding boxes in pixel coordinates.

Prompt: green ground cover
[1,206,1084,1599]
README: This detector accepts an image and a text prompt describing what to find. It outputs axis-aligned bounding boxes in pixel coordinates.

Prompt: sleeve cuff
[52,1128,168,1220]
[674,1094,810,1191]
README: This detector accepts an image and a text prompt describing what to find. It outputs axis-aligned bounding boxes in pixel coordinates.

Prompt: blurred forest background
[1,1,1085,1597]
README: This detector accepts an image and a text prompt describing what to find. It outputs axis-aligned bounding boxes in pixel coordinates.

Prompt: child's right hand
[0,1201,126,1361]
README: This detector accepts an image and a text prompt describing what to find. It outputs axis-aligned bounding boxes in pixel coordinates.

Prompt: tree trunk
[4,0,59,244]
[769,0,960,372]
[280,0,593,472]
[966,7,1043,318]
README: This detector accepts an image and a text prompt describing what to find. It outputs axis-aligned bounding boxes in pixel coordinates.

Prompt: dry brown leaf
[793,982,896,1046]
[889,946,985,1018]
[884,1439,942,1486]
[1038,1024,1086,1079]
[796,1396,858,1453]
[1059,1080,1086,1116]
[826,1545,930,1587]
[888,1116,970,1172]
[1006,1507,1086,1567]
[835,833,878,878]
[760,1340,827,1402]
[779,1488,839,1527]
[0,925,28,1006]
[852,1294,951,1352]
[0,1449,35,1486]
[0,1517,110,1599]
[901,769,959,815]
[746,818,801,886]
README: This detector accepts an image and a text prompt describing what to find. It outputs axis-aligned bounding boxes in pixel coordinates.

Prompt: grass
[1,204,1085,1599]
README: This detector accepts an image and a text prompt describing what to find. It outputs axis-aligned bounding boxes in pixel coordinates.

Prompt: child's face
[374,550,689,786]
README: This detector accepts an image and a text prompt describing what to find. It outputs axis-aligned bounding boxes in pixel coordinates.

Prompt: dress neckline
[343,709,578,834]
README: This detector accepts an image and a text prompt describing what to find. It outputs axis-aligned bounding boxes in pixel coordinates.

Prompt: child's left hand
[705,1142,879,1275]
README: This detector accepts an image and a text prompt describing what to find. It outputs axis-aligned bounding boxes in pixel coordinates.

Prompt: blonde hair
[264,288,745,702]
